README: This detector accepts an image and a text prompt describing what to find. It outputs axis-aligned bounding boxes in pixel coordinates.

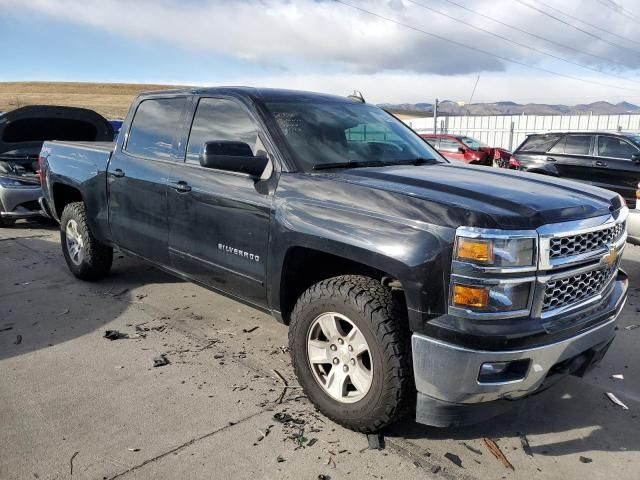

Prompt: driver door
[167,97,273,307]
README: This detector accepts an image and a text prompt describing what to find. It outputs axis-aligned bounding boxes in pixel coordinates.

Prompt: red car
[420,134,511,167]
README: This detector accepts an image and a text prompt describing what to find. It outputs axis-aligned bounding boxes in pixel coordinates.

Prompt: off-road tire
[60,202,113,280]
[289,275,413,432]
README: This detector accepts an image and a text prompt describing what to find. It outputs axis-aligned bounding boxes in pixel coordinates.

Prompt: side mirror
[632,153,640,164]
[200,141,269,177]
[458,147,466,154]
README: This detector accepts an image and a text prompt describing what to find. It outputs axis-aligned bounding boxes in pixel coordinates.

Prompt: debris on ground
[110,287,129,297]
[605,392,629,410]
[213,353,224,359]
[152,354,170,367]
[272,369,289,403]
[276,455,286,463]
[0,325,13,332]
[58,309,70,316]
[624,324,639,331]
[579,456,593,464]
[243,326,259,333]
[104,330,128,341]
[318,475,331,480]
[326,455,337,469]
[69,451,79,476]
[463,442,482,455]
[307,438,318,447]
[256,425,272,443]
[483,438,515,471]
[519,433,533,457]
[611,374,624,380]
[135,293,147,300]
[367,433,385,450]
[128,448,140,452]
[444,452,463,468]
[430,465,442,474]
[14,334,22,345]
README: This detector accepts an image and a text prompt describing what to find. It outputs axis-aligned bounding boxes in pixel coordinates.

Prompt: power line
[405,0,640,84]
[516,0,640,57]
[595,0,640,26]
[533,0,640,47]
[333,1,640,93]
[437,0,632,69]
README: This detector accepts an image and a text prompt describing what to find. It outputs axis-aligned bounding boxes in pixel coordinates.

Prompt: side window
[439,138,462,153]
[547,136,565,154]
[125,98,186,159]
[186,98,260,164]
[597,136,638,159]
[423,138,439,148]
[563,135,592,155]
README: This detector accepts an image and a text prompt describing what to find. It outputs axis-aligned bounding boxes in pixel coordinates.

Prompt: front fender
[267,195,454,328]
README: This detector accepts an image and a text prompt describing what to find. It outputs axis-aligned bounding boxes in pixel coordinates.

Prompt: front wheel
[289,275,413,432]
[60,202,113,280]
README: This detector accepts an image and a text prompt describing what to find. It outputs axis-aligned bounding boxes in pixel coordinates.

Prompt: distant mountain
[379,100,640,116]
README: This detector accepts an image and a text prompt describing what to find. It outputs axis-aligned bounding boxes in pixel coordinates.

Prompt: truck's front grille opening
[549,222,625,259]
[542,264,617,312]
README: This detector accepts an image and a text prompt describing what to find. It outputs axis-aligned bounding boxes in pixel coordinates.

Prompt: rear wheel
[289,275,413,432]
[60,202,113,280]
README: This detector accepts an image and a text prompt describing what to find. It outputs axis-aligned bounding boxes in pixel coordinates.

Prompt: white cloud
[4,0,640,102]
[4,0,640,75]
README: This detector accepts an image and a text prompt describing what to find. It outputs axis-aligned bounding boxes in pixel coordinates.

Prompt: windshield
[264,101,443,171]
[458,136,488,150]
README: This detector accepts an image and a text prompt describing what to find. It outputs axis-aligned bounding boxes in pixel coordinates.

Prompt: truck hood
[332,162,621,229]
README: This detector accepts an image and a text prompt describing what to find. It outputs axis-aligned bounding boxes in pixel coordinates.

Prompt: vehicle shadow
[0,236,182,362]
[389,372,639,458]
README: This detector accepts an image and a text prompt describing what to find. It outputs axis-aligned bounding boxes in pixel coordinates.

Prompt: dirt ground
[1,219,639,480]
[0,82,178,119]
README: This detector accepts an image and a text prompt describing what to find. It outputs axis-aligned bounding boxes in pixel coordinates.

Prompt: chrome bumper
[412,275,627,406]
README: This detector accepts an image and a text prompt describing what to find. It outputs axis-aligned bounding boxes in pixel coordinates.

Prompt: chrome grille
[542,265,617,312]
[549,222,625,259]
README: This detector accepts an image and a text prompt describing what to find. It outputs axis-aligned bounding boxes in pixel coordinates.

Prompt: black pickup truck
[40,88,629,432]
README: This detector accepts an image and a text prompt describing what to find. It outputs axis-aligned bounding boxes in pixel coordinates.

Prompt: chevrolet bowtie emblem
[600,247,618,267]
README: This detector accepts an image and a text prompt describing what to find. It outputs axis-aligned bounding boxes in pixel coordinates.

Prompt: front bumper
[628,209,640,245]
[0,183,45,220]
[412,271,627,427]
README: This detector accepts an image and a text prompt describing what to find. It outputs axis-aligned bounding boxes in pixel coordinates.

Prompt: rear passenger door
[546,134,594,184]
[167,97,273,307]
[593,135,640,204]
[108,96,188,264]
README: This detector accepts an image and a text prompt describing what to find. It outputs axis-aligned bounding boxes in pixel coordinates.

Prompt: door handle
[112,168,125,178]
[595,160,607,167]
[171,181,192,193]
[546,157,556,162]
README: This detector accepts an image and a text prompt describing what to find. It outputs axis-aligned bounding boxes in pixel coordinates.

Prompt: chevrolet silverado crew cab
[40,88,629,432]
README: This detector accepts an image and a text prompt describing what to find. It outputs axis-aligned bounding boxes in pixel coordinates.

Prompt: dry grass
[0,82,183,119]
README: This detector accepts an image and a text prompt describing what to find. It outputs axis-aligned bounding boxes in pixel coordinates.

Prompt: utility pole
[433,98,438,134]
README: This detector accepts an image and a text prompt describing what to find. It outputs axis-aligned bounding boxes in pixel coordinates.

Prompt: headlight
[451,281,531,313]
[0,176,33,188]
[454,234,535,268]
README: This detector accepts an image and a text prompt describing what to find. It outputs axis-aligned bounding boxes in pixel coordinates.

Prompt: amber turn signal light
[456,238,493,263]
[452,284,490,308]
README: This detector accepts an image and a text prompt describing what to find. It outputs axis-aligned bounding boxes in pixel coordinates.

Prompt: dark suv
[512,132,640,244]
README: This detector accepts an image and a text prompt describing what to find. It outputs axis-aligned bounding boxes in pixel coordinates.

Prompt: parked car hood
[331,162,621,229]
[0,105,113,157]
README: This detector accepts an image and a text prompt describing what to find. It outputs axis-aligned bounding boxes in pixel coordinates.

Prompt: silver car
[0,105,113,226]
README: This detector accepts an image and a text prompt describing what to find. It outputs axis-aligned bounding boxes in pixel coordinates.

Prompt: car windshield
[263,101,443,171]
[458,136,487,150]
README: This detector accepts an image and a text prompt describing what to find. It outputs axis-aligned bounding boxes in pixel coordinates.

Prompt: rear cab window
[438,138,462,153]
[125,97,187,160]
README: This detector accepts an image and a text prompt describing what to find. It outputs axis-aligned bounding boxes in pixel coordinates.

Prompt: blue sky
[2,0,640,104]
